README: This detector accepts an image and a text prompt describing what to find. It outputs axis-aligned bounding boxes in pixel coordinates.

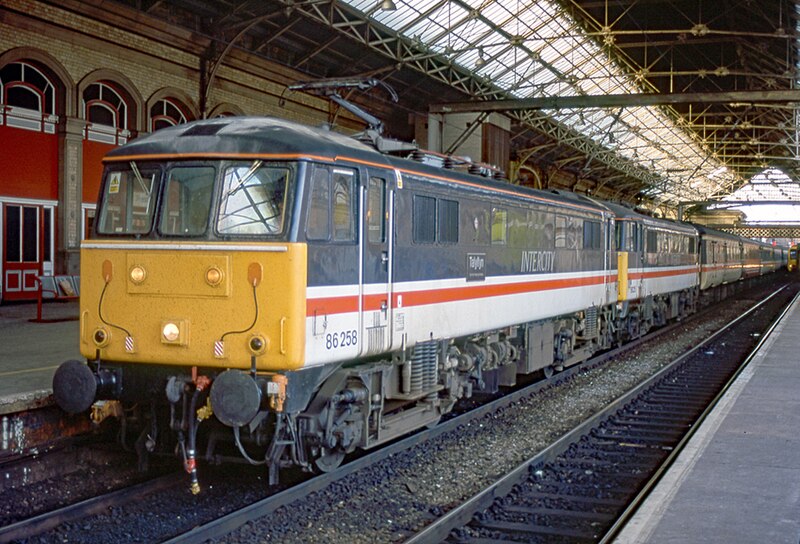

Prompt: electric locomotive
[51,116,752,490]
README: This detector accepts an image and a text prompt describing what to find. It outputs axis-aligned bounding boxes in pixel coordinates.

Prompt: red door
[3,203,48,302]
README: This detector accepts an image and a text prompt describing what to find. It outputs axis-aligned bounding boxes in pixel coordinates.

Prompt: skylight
[341,0,741,203]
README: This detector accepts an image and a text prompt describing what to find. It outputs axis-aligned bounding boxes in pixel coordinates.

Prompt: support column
[58,116,84,275]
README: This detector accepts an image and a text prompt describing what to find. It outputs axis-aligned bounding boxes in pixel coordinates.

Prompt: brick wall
[0,0,347,128]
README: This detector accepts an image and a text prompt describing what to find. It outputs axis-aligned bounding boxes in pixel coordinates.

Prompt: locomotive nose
[52,359,97,414]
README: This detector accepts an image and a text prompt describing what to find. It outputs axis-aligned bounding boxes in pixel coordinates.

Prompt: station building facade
[0,0,344,302]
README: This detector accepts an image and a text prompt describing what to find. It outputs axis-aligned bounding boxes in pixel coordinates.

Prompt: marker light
[130,266,146,284]
[205,267,223,286]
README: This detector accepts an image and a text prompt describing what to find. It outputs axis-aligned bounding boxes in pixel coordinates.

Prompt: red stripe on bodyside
[306,295,359,316]
[397,274,607,308]
[306,273,615,317]
[628,267,698,280]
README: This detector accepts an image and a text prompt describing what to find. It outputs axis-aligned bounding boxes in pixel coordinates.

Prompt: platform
[0,300,81,413]
[615,293,800,543]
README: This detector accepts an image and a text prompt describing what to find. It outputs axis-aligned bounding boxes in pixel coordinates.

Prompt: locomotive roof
[105,116,613,216]
[105,116,388,165]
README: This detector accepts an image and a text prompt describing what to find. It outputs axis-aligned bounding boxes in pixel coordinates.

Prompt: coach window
[555,215,567,248]
[491,208,507,245]
[583,220,602,250]
[645,229,655,253]
[508,208,527,247]
[567,217,582,249]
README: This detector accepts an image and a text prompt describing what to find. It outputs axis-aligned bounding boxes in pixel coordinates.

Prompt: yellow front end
[79,241,307,371]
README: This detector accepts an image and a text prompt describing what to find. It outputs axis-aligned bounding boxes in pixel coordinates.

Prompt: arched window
[82,81,130,144]
[0,61,57,132]
[150,98,188,132]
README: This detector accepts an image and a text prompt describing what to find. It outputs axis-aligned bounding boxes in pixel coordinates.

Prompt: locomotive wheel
[426,416,442,429]
[314,448,345,473]
[543,365,555,378]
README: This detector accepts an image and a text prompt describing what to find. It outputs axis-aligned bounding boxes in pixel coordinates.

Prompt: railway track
[3,281,789,543]
[0,474,182,544]
[405,284,797,544]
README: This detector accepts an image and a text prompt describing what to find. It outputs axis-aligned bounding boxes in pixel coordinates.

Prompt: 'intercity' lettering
[521,250,554,273]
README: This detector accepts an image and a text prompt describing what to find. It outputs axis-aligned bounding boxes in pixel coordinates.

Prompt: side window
[464,205,490,245]
[305,165,356,242]
[507,208,529,248]
[413,195,436,244]
[555,215,567,248]
[583,220,602,250]
[615,221,624,251]
[332,169,355,241]
[367,177,386,244]
[627,223,636,251]
[646,229,657,253]
[491,207,507,245]
[438,199,459,244]
[567,217,583,249]
[306,166,331,241]
[528,209,554,249]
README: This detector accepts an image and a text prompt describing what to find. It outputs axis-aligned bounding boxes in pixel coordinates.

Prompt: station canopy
[340,0,800,206]
[110,0,800,212]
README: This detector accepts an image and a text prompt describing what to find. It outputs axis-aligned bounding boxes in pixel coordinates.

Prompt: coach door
[359,169,394,355]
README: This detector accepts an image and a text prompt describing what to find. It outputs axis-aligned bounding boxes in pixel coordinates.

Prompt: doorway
[2,202,53,302]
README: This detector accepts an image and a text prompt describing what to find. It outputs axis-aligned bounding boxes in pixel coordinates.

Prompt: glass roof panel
[338,0,738,202]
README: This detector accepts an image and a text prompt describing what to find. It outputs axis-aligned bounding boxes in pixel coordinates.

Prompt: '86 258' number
[325,330,358,350]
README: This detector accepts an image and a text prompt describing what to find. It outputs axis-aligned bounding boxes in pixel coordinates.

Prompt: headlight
[162,322,180,342]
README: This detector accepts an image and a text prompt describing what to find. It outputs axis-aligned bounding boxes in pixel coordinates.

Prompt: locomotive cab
[53,153,313,489]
